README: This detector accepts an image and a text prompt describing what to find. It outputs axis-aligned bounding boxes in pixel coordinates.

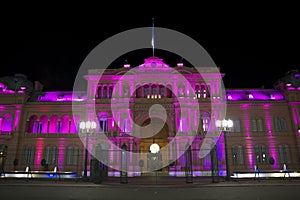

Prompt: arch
[143,84,150,98]
[97,85,102,99]
[135,84,143,98]
[159,85,165,98]
[1,113,12,133]
[102,85,107,98]
[39,115,48,133]
[108,85,113,98]
[70,115,80,133]
[27,115,38,133]
[166,84,172,98]
[61,115,70,133]
[178,83,185,97]
[201,112,211,133]
[141,118,169,139]
[49,115,59,133]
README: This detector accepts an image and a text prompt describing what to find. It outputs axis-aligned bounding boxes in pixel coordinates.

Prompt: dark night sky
[1,6,299,91]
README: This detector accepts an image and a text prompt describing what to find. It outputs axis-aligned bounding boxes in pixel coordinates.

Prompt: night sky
[1,7,299,92]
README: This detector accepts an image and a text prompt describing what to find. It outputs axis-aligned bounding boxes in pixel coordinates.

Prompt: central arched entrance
[139,118,169,175]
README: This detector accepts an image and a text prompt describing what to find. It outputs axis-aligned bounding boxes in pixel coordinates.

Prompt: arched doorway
[139,118,169,175]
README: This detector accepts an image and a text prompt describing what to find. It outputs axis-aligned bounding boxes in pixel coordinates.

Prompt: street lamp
[216,119,233,181]
[80,120,97,179]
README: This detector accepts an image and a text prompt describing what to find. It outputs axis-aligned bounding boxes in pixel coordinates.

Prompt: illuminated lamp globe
[150,143,160,154]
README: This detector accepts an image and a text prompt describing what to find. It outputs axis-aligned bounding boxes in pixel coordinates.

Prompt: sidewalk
[1,176,300,187]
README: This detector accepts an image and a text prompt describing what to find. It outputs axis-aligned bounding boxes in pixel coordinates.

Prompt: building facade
[1,57,300,178]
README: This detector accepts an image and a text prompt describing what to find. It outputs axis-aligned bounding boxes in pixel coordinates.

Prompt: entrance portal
[139,118,169,175]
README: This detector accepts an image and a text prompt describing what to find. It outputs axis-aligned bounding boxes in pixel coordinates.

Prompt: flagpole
[152,18,155,57]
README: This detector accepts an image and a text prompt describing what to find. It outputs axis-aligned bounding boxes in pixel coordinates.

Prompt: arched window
[159,85,165,98]
[39,115,48,133]
[1,114,12,134]
[108,86,113,98]
[166,85,172,98]
[70,115,80,133]
[121,118,131,134]
[201,113,210,132]
[27,115,38,133]
[61,115,70,133]
[99,115,108,133]
[97,85,102,99]
[102,86,107,98]
[195,85,201,98]
[152,84,158,96]
[201,84,207,98]
[49,115,59,133]
[143,85,150,98]
[178,84,185,97]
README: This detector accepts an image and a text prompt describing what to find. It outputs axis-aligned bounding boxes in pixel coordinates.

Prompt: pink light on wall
[35,138,44,169]
[58,139,65,170]
[14,110,21,131]
[268,136,278,169]
[241,104,251,137]
[264,104,272,135]
[245,137,254,168]
[38,91,86,102]
[292,108,299,127]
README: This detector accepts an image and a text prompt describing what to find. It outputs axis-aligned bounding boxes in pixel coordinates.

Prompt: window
[252,119,257,132]
[195,85,201,98]
[202,114,210,132]
[143,85,150,98]
[2,115,12,133]
[179,118,187,132]
[252,118,264,132]
[122,118,130,133]
[103,86,107,98]
[32,121,43,133]
[66,146,79,165]
[97,86,102,99]
[274,117,288,132]
[45,146,57,165]
[22,146,35,165]
[99,116,108,133]
[278,145,291,164]
[232,146,244,165]
[108,86,113,98]
[257,119,263,131]
[159,86,165,98]
[254,145,268,164]
[233,119,241,132]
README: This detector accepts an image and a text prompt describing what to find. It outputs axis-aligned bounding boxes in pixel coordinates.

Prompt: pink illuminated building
[0,58,300,178]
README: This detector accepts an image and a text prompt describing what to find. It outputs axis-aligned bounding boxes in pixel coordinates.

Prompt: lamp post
[216,119,233,181]
[80,121,97,179]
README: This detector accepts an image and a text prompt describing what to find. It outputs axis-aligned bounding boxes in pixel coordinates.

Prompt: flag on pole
[152,18,154,56]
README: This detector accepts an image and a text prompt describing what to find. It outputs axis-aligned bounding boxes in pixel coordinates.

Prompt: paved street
[1,177,300,200]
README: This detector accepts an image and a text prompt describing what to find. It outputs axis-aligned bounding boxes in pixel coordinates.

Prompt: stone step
[141,171,169,176]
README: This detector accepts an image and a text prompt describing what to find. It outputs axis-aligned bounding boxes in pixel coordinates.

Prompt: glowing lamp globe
[150,143,160,154]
